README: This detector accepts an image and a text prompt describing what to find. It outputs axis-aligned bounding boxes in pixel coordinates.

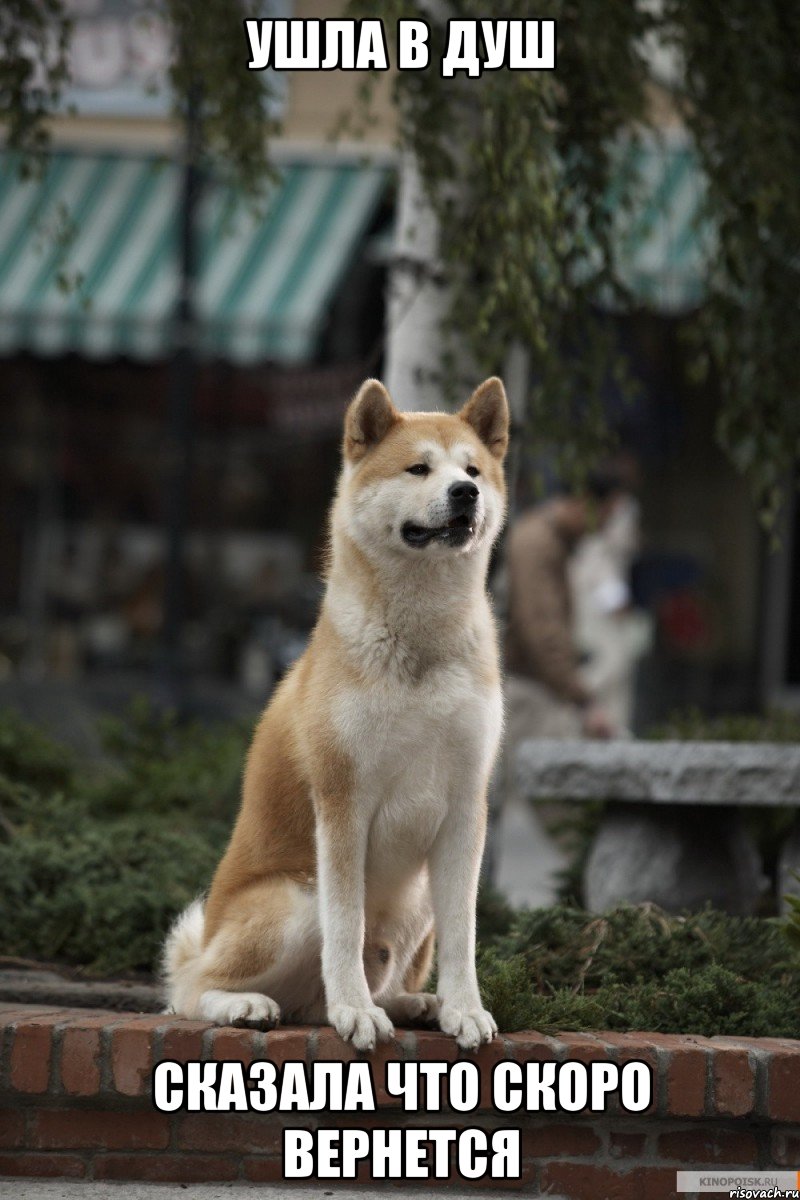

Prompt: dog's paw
[199,989,281,1029]
[438,1002,497,1050]
[329,1003,394,1052]
[384,992,439,1025]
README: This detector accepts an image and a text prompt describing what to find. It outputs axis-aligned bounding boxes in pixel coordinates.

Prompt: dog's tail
[161,898,205,1014]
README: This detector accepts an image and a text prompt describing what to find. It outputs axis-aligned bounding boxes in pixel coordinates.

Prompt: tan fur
[403,927,436,994]
[163,377,509,1050]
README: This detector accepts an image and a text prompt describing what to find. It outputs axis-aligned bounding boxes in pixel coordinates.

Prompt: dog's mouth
[401,513,477,548]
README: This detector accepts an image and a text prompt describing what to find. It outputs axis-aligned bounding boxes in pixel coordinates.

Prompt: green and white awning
[0,135,708,362]
[612,133,711,312]
[0,151,389,363]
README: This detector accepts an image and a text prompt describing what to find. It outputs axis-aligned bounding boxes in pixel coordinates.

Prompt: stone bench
[515,740,800,914]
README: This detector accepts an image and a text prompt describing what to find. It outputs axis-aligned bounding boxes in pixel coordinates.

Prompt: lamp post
[160,80,202,714]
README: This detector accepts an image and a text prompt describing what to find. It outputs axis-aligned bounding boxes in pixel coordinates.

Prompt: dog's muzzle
[401,482,480,548]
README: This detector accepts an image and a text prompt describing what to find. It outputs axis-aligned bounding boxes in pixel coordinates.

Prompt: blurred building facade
[0,2,792,724]
[0,0,398,701]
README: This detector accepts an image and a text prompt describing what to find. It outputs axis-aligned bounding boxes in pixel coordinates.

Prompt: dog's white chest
[332,662,501,885]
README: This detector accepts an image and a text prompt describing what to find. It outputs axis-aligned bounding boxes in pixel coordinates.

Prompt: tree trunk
[383,151,452,412]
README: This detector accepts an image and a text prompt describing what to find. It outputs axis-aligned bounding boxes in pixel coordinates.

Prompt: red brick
[0,1005,64,1024]
[414,1030,458,1062]
[738,1036,800,1052]
[264,1027,310,1066]
[0,1152,86,1178]
[368,1033,410,1107]
[640,1165,682,1200]
[608,1130,647,1159]
[559,1032,653,1118]
[594,1031,655,1051]
[506,1031,561,1064]
[540,1162,640,1200]
[60,1026,104,1097]
[30,1108,169,1151]
[94,1153,239,1182]
[658,1039,709,1118]
[596,1033,659,1116]
[454,1161,538,1191]
[176,1112,281,1154]
[712,1048,755,1117]
[3,1005,121,1027]
[212,1026,258,1066]
[110,1018,166,1097]
[557,1032,613,1061]
[622,1054,658,1117]
[522,1123,602,1158]
[315,1026,356,1062]
[467,1036,507,1111]
[243,1156,285,1182]
[769,1048,800,1122]
[771,1130,800,1166]
[9,1015,64,1093]
[657,1127,758,1165]
[160,1021,209,1065]
[0,1107,25,1148]
[666,1054,707,1116]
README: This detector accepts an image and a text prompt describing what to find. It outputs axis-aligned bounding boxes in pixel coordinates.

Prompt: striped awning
[611,133,711,312]
[0,151,389,363]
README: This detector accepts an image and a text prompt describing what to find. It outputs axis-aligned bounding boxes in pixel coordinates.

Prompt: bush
[0,814,225,974]
[475,897,800,1037]
[0,708,74,791]
[2,706,799,1038]
[649,707,800,743]
[0,700,247,974]
[90,697,248,819]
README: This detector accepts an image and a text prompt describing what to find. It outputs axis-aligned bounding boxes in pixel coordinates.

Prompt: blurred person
[488,470,628,908]
[489,469,629,908]
[504,469,627,743]
[570,463,653,733]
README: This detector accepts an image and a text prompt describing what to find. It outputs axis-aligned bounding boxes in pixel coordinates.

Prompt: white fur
[199,990,280,1027]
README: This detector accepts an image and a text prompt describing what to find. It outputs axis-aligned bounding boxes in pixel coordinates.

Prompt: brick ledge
[2,1003,799,1195]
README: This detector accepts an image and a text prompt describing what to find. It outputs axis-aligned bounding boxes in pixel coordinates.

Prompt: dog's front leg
[316,809,394,1052]
[428,795,497,1050]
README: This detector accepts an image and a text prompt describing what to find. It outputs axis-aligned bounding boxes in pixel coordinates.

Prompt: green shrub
[648,707,800,743]
[0,707,74,791]
[2,705,800,1038]
[0,701,246,975]
[475,902,800,1037]
[493,903,795,990]
[90,697,248,820]
[479,960,800,1040]
[785,873,800,954]
[0,813,226,974]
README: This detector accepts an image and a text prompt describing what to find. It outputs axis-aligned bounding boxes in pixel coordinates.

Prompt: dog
[163,376,509,1051]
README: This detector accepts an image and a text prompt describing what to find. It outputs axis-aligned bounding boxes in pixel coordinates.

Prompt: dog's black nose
[449,480,479,508]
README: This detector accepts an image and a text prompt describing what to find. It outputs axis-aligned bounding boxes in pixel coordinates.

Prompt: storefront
[0,148,392,685]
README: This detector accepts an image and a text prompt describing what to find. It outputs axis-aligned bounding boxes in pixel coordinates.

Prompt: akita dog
[163,376,509,1051]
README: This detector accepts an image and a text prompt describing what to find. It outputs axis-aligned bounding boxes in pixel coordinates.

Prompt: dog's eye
[406,463,430,476]
[466,465,480,478]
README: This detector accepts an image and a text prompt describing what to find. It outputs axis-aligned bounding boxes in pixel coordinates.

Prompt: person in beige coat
[490,474,627,906]
[504,477,625,742]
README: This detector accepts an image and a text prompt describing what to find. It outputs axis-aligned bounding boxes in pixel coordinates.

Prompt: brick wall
[1,1003,799,1197]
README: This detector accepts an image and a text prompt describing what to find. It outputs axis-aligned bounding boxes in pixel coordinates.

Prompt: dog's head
[336,377,509,562]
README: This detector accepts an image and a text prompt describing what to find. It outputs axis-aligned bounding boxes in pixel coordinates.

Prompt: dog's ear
[459,377,509,460]
[344,379,400,462]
